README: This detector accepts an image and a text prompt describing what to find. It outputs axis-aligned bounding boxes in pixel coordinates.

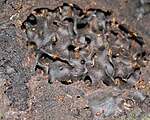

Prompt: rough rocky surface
[0,0,150,120]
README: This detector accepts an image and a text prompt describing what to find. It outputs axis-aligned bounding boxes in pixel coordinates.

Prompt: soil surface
[0,0,150,120]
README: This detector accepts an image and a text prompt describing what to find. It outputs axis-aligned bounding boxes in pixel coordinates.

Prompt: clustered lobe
[22,3,146,88]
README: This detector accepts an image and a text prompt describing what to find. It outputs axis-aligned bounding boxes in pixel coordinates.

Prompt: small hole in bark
[77,23,87,29]
[68,45,76,51]
[77,96,80,98]
[84,76,92,86]
[85,37,91,44]
[27,14,37,25]
[35,65,45,74]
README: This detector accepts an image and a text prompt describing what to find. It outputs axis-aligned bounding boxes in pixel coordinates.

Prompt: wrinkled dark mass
[23,3,146,87]
[20,3,149,119]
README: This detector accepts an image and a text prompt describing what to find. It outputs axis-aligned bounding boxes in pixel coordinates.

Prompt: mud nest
[22,3,146,88]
